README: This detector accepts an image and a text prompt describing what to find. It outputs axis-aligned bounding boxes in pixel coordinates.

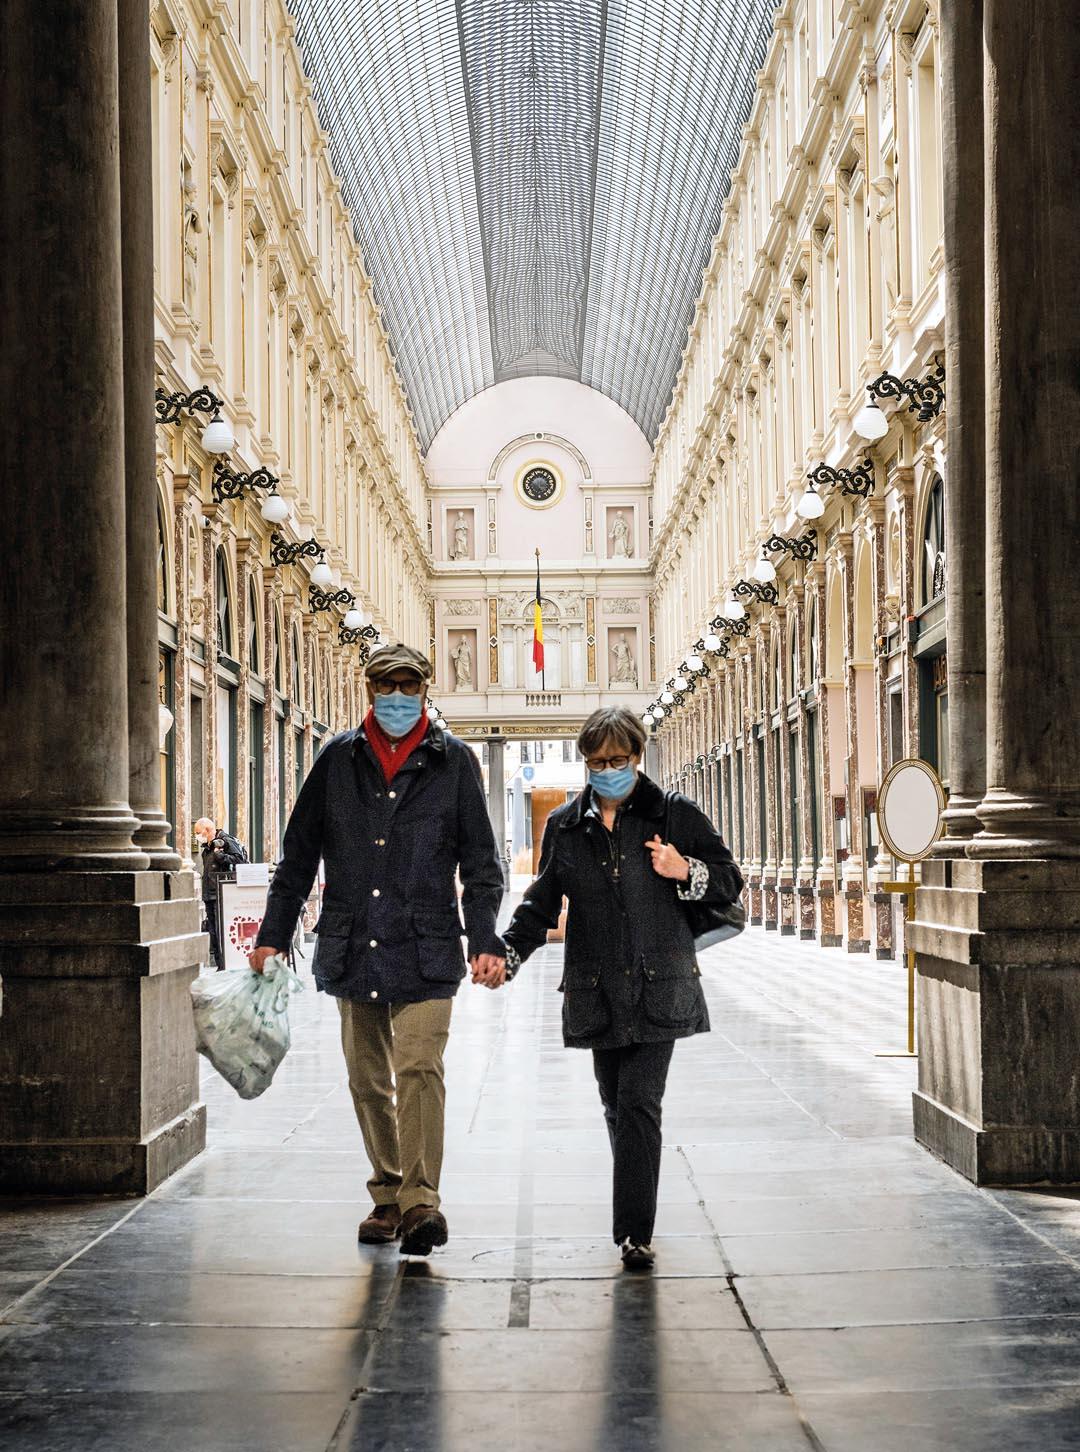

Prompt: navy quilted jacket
[256,725,505,1003]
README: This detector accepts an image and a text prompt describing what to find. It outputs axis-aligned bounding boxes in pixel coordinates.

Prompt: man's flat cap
[364,643,433,682]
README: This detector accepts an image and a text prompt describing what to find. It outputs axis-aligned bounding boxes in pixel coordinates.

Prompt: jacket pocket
[313,908,353,981]
[560,969,611,1040]
[641,965,703,1030]
[412,910,466,983]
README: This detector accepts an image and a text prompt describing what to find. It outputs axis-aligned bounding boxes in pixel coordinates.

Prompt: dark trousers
[592,1039,675,1245]
[203,899,223,970]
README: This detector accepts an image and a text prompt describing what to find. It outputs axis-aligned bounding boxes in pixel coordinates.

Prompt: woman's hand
[645,836,690,882]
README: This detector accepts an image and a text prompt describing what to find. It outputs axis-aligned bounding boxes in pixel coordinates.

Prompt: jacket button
[369,939,377,948]
[372,888,380,897]
[370,990,378,999]
[376,838,385,847]
[389,790,397,799]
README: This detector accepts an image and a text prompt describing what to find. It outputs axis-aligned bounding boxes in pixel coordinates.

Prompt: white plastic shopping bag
[190,955,303,1099]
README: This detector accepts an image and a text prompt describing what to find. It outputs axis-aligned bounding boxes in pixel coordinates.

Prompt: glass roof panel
[287,0,775,448]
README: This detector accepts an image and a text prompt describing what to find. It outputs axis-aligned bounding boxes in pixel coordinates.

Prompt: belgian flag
[532,549,545,685]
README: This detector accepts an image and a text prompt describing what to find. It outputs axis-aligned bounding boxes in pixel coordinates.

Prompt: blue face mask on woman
[373,691,424,737]
[588,764,637,801]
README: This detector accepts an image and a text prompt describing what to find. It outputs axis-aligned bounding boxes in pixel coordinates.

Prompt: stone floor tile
[0,1392,350,1452]
[737,1262,1080,1330]
[722,1224,1063,1277]
[798,1388,1080,1452]
[339,1390,812,1452]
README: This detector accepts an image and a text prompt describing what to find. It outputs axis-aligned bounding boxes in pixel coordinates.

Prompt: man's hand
[248,946,282,975]
[470,953,507,989]
[645,836,690,882]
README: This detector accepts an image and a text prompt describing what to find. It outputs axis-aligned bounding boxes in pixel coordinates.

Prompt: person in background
[495,706,743,1271]
[248,643,506,1258]
[194,817,248,970]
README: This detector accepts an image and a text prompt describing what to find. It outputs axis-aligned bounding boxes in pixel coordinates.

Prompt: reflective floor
[4,928,1080,1450]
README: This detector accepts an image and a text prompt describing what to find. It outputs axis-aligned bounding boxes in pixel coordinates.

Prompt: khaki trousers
[337,995,453,1214]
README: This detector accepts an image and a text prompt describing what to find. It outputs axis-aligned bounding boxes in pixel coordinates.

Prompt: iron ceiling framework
[288,0,775,449]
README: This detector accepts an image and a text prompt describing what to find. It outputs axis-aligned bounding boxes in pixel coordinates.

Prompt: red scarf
[364,708,430,784]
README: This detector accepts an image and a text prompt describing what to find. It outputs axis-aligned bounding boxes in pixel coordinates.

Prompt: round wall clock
[521,466,557,503]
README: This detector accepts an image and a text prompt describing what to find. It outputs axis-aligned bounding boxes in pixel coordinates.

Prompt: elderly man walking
[249,644,506,1256]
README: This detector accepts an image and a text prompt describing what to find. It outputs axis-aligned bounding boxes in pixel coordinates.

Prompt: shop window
[156,505,169,616]
[247,579,261,674]
[216,549,234,659]
[921,474,945,607]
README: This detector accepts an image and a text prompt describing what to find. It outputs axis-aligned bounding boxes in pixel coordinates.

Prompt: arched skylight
[288,0,775,448]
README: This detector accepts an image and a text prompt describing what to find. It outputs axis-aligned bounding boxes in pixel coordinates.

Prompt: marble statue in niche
[609,510,632,558]
[451,635,473,691]
[610,633,638,687]
[451,511,471,561]
[182,176,201,315]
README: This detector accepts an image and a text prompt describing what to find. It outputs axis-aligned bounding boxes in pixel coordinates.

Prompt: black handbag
[663,795,746,950]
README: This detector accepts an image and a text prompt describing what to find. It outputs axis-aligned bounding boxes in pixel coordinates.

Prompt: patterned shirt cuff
[677,857,709,902]
[504,943,521,978]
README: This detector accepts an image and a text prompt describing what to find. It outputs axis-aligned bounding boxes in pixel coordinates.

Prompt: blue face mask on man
[588,764,637,801]
[373,691,424,737]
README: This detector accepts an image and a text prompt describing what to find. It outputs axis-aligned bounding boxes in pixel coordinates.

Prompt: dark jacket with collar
[502,773,743,1050]
[255,724,505,1003]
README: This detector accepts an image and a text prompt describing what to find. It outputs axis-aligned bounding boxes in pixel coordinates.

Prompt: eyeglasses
[585,754,633,772]
[370,677,424,696]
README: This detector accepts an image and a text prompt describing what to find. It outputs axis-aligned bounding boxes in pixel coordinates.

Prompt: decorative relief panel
[602,597,641,615]
[444,598,481,617]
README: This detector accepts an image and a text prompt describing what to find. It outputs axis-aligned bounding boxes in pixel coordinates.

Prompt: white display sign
[219,881,270,970]
[235,862,270,886]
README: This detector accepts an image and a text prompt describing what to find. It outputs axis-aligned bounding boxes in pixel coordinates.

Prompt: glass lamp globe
[435,717,447,730]
[853,400,889,441]
[797,488,826,520]
[426,704,439,720]
[753,555,777,583]
[342,607,363,630]
[660,690,675,706]
[686,654,703,672]
[201,417,234,454]
[672,675,688,692]
[260,494,290,524]
[703,632,723,652]
[722,595,745,621]
[641,711,654,726]
[310,561,334,588]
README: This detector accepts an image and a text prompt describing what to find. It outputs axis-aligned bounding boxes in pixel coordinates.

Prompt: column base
[0,1104,207,1196]
[0,869,207,1196]
[133,808,183,872]
[914,1090,1080,1186]
[912,857,1080,1186]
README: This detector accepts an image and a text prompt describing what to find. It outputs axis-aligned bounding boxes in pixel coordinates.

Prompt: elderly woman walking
[480,706,743,1270]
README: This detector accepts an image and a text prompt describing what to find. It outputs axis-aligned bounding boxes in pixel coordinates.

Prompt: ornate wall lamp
[734,578,780,607]
[426,700,449,731]
[269,533,325,569]
[853,360,945,440]
[798,458,875,518]
[309,584,355,614]
[339,606,380,650]
[211,459,290,528]
[155,385,234,454]
[764,531,818,562]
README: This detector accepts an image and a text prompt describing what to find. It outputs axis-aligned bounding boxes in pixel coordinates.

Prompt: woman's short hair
[577,706,646,761]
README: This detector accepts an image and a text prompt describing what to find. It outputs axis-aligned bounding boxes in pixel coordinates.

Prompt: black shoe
[620,1239,655,1271]
[399,1205,449,1256]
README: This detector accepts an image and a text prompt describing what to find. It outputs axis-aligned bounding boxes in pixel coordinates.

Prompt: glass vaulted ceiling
[288,0,775,449]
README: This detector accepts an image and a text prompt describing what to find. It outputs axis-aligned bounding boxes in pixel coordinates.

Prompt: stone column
[912,0,1080,1182]
[938,0,987,841]
[119,0,180,870]
[0,2,146,873]
[486,737,509,885]
[0,1,205,1193]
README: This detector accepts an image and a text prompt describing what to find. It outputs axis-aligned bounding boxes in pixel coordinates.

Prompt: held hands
[645,836,690,882]
[470,954,507,990]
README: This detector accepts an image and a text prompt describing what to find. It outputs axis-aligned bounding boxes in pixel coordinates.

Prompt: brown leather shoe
[357,1204,401,1244]
[398,1205,449,1256]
